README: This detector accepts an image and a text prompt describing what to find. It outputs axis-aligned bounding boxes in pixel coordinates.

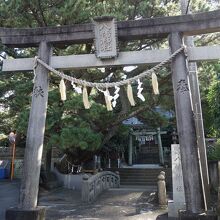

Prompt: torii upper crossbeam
[0,10,220,47]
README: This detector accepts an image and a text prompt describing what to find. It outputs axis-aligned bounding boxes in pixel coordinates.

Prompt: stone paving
[0,180,168,220]
[0,180,19,220]
[39,187,168,220]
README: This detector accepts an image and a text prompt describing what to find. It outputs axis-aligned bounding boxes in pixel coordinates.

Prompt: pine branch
[37,0,47,26]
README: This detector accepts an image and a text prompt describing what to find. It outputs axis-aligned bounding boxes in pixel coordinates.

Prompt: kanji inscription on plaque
[177,79,189,94]
[33,85,44,98]
[93,16,118,59]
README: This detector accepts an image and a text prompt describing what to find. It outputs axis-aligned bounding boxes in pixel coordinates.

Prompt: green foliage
[0,0,220,162]
[207,79,220,136]
[198,61,220,137]
[107,125,129,151]
[60,127,102,151]
[208,139,220,161]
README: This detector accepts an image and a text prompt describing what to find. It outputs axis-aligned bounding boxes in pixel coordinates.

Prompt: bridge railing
[81,171,120,203]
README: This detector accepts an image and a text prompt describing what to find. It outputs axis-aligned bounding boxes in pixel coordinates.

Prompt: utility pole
[8,131,16,180]
[180,0,210,210]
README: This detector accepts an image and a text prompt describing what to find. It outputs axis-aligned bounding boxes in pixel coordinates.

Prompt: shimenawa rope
[33,46,185,109]
[34,46,185,89]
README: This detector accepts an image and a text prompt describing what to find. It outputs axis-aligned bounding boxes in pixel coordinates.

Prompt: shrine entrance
[127,126,168,166]
[135,132,160,164]
[1,8,220,219]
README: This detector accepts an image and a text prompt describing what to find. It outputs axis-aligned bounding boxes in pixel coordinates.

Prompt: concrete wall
[53,168,84,190]
[208,160,219,191]
[14,159,23,179]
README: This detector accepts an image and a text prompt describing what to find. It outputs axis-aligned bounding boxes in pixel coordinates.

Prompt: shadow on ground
[40,188,168,220]
[0,180,168,220]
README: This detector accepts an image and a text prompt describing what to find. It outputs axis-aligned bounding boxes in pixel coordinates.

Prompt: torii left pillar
[6,41,51,220]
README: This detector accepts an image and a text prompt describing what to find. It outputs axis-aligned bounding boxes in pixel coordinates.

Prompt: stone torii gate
[1,9,220,219]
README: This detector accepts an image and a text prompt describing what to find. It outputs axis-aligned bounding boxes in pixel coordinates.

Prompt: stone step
[121,175,159,178]
[120,175,158,180]
[119,169,163,172]
[120,173,159,176]
[136,160,160,163]
[117,170,165,174]
[107,168,172,187]
[120,174,159,179]
[120,181,157,186]
[120,176,158,180]
[111,168,166,171]
[117,185,157,191]
[120,181,158,185]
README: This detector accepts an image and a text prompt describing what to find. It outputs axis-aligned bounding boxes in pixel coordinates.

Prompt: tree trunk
[46,148,52,175]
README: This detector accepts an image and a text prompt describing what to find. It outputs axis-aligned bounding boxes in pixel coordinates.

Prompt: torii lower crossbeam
[2,45,220,72]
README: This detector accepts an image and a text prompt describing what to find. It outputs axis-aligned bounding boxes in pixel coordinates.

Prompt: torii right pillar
[169,32,204,217]
[169,33,217,219]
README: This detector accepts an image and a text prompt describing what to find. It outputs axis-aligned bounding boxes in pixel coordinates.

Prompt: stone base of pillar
[179,210,217,220]
[6,207,46,220]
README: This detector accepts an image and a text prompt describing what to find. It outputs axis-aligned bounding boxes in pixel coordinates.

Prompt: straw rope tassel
[59,79,66,101]
[104,89,113,111]
[152,72,159,95]
[127,84,135,106]
[83,86,91,109]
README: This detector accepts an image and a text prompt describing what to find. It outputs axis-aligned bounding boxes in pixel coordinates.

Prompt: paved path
[39,187,168,220]
[0,180,168,220]
[0,180,20,220]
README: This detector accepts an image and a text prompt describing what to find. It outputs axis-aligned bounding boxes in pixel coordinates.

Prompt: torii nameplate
[93,16,118,59]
